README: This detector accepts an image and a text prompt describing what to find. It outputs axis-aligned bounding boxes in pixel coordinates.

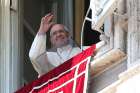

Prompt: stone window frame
[89,0,128,78]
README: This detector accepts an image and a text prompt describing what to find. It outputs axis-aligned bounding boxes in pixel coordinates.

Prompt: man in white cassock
[29,13,85,77]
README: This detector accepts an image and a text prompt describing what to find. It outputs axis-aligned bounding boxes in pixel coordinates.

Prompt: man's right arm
[29,33,47,75]
[29,33,46,61]
[29,13,54,75]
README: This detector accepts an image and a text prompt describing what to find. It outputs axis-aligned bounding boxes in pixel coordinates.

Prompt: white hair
[50,24,70,36]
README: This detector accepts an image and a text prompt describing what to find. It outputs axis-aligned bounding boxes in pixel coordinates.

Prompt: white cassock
[29,33,88,77]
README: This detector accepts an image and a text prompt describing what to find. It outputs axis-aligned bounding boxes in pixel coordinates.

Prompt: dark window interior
[83,0,101,46]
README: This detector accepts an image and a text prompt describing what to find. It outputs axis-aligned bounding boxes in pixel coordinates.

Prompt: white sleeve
[29,33,47,75]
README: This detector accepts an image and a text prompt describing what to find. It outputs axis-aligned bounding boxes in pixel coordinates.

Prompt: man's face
[50,24,69,48]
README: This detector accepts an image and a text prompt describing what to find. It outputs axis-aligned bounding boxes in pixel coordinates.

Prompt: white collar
[57,44,72,53]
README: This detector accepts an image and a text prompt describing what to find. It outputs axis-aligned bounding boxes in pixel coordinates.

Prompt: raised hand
[38,13,54,34]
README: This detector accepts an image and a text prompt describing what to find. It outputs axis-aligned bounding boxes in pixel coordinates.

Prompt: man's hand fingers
[45,13,52,17]
[38,13,54,33]
[47,15,54,23]
[44,13,53,19]
[41,15,53,24]
[41,17,45,23]
[43,13,54,23]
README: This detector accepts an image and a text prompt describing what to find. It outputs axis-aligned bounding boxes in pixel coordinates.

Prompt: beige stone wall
[89,0,140,92]
[98,63,140,93]
[117,75,140,93]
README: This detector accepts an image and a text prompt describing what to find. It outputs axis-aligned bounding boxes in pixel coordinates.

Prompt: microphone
[80,5,91,51]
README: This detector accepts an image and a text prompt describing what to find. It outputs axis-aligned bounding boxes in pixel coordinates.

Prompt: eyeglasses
[50,30,67,37]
